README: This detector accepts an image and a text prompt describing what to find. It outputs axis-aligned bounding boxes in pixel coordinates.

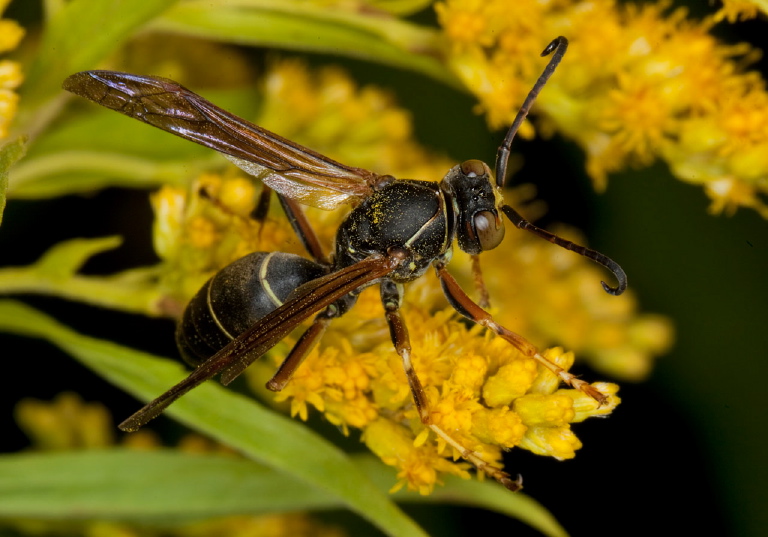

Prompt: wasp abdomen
[176,252,328,367]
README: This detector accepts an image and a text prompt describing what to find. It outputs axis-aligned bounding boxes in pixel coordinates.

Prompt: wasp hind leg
[380,279,522,492]
[265,313,332,392]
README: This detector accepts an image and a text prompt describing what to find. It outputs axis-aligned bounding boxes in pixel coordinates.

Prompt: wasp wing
[117,254,402,432]
[63,71,382,209]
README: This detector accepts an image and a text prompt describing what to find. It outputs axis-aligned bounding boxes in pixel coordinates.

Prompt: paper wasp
[63,37,626,491]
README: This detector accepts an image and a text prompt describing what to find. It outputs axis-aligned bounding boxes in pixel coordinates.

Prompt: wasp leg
[380,279,522,492]
[266,313,332,392]
[470,254,491,308]
[250,186,279,248]
[435,262,608,405]
[249,184,273,221]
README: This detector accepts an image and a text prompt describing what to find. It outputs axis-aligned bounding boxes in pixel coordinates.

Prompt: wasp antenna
[495,36,568,188]
[501,205,627,295]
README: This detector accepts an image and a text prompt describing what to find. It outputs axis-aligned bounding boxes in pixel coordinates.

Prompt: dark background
[2,2,767,537]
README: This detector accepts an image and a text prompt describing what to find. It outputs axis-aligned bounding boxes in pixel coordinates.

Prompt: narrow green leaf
[366,0,435,16]
[359,457,570,537]
[22,0,178,109]
[33,236,123,278]
[8,151,203,198]
[0,137,27,226]
[0,449,569,536]
[150,1,460,88]
[0,300,428,537]
[0,238,165,316]
[0,451,340,522]
[428,480,570,537]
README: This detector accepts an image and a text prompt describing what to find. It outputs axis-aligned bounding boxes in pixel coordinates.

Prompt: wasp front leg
[380,279,522,492]
[470,254,491,308]
[435,262,608,405]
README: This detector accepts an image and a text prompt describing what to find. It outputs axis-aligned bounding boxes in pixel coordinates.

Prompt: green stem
[150,0,461,88]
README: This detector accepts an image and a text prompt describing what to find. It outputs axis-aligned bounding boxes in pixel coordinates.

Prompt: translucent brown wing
[63,71,384,209]
[117,253,403,432]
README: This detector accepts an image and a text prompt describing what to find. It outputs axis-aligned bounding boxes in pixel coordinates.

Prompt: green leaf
[150,0,460,88]
[0,451,339,523]
[21,0,178,110]
[365,0,435,16]
[0,450,568,537]
[0,238,165,316]
[0,137,27,226]
[7,151,201,198]
[379,461,570,537]
[0,300,427,537]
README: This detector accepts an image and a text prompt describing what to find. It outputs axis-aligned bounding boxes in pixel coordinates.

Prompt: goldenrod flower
[436,0,768,217]
[715,0,763,21]
[15,392,114,450]
[0,3,24,140]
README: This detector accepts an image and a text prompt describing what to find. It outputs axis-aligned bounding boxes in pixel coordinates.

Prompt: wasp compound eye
[474,210,505,251]
[460,159,487,178]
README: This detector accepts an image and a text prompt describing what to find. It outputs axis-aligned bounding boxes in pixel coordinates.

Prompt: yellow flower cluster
[260,298,620,494]
[15,392,115,450]
[256,58,456,183]
[715,0,763,22]
[436,0,768,217]
[148,59,674,493]
[0,0,24,140]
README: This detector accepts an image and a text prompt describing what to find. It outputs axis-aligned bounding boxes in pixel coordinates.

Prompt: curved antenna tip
[541,36,567,57]
[601,280,626,296]
[600,264,628,296]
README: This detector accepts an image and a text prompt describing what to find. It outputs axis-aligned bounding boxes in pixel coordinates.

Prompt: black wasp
[63,37,626,491]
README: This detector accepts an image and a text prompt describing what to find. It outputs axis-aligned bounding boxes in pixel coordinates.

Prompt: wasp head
[441,159,506,255]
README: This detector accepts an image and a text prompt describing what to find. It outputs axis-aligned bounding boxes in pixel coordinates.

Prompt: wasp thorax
[441,160,505,255]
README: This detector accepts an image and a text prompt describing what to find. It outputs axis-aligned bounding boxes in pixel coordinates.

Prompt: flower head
[436,0,768,216]
[0,5,23,140]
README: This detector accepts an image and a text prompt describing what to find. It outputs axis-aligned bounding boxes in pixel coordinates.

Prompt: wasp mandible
[63,36,626,491]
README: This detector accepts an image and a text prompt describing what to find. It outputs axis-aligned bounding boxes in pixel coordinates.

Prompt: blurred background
[1,1,766,536]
